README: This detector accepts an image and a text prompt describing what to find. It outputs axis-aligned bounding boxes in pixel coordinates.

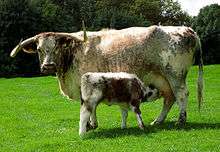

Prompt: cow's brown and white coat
[79,72,159,135]
[10,25,203,126]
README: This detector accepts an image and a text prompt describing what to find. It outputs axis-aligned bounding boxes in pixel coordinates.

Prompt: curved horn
[82,20,88,42]
[55,33,84,42]
[10,36,36,57]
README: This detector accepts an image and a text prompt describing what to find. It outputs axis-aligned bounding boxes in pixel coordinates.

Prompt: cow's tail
[196,36,204,111]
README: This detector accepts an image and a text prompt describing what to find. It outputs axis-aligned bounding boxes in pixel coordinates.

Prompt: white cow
[10,25,203,126]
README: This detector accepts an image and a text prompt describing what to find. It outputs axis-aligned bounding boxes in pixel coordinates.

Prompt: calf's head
[10,33,84,74]
[143,84,160,102]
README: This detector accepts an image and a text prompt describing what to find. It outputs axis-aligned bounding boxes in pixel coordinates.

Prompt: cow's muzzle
[41,63,57,74]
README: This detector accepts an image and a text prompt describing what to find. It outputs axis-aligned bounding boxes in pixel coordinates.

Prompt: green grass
[0,65,220,152]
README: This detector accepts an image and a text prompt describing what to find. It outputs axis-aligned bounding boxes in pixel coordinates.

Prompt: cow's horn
[82,20,88,42]
[10,36,36,57]
[55,33,84,42]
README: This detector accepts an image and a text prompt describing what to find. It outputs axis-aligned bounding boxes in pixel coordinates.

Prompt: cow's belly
[142,71,174,102]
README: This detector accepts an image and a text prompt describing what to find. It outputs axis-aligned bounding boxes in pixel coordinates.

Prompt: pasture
[0,65,219,151]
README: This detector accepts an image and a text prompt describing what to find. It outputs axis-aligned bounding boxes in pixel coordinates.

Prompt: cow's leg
[130,103,145,130]
[168,79,189,125]
[164,69,190,126]
[79,102,92,136]
[151,97,174,125]
[175,85,189,126]
[121,108,128,129]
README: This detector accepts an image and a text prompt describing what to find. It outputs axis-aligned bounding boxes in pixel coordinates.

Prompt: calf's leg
[121,108,128,129]
[89,104,98,129]
[79,103,92,136]
[130,102,144,130]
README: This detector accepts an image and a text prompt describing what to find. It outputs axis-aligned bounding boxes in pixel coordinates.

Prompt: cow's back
[83,26,197,79]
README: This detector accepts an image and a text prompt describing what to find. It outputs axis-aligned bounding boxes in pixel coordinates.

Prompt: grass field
[0,65,220,151]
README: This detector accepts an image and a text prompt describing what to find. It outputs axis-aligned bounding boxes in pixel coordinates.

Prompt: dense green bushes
[192,4,220,64]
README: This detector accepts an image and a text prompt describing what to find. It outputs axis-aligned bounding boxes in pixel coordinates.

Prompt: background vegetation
[0,65,219,151]
[0,0,219,76]
[0,1,219,150]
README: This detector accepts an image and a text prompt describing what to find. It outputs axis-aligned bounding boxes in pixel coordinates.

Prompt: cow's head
[10,33,86,74]
[143,84,160,102]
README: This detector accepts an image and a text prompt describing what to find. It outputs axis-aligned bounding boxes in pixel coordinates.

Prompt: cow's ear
[22,41,37,53]
[58,36,76,48]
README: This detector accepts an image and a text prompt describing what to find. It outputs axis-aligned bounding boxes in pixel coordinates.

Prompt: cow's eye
[37,47,41,52]
[37,48,45,55]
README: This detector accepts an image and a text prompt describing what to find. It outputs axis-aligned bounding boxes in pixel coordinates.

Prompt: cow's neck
[57,67,80,100]
[56,44,85,100]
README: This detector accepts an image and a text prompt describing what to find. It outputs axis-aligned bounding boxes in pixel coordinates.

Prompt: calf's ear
[10,36,37,57]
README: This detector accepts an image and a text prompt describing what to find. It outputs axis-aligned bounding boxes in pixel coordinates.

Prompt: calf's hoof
[139,124,145,130]
[87,122,98,130]
[79,130,87,137]
[90,122,98,130]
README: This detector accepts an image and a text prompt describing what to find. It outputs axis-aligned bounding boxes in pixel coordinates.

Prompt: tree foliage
[192,4,220,64]
[131,0,161,25]
[160,0,191,26]
[0,0,208,76]
[0,0,41,75]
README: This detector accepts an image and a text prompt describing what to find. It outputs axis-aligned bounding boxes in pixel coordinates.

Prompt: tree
[160,0,191,26]
[192,4,220,64]
[79,0,96,28]
[33,0,80,32]
[50,0,81,31]
[0,0,41,75]
[131,0,161,25]
[93,0,151,30]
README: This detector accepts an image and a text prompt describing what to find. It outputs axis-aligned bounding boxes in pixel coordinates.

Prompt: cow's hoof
[121,125,127,129]
[150,120,163,126]
[176,112,186,127]
[175,120,186,127]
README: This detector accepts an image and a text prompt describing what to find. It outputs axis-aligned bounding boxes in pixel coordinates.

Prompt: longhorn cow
[10,25,203,125]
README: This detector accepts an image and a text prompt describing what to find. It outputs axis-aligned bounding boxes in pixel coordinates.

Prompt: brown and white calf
[79,72,159,135]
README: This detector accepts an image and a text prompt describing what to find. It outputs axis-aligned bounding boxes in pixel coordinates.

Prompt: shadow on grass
[83,121,220,139]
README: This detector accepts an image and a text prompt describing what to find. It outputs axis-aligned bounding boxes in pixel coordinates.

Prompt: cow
[10,25,203,126]
[79,72,159,135]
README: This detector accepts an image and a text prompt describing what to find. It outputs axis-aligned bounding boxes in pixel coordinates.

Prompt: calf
[79,72,159,135]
